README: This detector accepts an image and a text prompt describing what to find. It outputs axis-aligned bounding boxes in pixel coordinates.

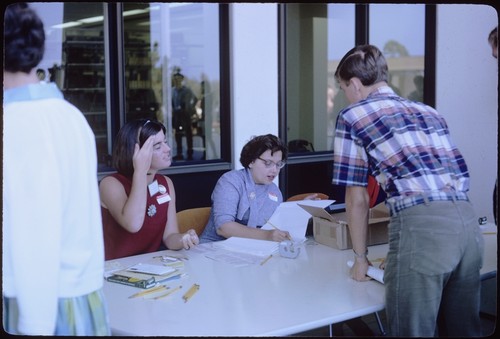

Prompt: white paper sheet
[262,199,335,242]
[212,236,279,256]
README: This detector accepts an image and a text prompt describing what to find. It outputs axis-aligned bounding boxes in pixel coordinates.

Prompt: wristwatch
[353,248,368,259]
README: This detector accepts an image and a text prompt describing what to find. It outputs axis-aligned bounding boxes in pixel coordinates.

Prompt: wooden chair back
[177,207,211,235]
[286,193,329,202]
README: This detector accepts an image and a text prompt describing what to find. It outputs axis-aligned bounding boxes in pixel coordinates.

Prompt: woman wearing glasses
[200,134,291,242]
[100,119,199,260]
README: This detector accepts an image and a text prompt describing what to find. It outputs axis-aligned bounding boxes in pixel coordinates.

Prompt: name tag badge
[268,192,278,202]
[148,180,159,196]
[157,193,171,204]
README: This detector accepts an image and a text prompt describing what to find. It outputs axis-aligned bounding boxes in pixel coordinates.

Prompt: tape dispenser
[279,240,300,259]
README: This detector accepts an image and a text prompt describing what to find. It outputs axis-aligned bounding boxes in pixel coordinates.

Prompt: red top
[102,173,170,260]
[367,175,380,208]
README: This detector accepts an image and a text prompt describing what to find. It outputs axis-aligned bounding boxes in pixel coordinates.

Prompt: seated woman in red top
[100,119,199,260]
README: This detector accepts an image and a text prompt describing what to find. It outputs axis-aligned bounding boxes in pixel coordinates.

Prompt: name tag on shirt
[157,193,171,204]
[268,192,278,202]
[148,180,159,196]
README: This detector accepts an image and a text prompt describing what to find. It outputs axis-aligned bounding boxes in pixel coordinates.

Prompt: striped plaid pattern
[3,290,110,336]
[332,86,469,212]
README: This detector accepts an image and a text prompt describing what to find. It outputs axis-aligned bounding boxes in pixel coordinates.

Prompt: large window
[29,2,228,173]
[30,2,108,164]
[281,3,430,200]
[284,3,427,154]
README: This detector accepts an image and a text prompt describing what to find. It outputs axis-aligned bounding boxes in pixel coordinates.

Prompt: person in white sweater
[3,3,110,335]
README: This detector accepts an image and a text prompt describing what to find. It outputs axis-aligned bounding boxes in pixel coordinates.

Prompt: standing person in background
[99,119,199,260]
[488,26,498,225]
[172,69,198,161]
[200,134,292,242]
[3,3,110,335]
[36,68,46,83]
[332,44,484,337]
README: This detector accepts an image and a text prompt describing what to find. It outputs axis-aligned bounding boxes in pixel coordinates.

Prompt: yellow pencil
[182,283,200,303]
[260,254,273,266]
[265,219,292,241]
[128,284,169,299]
[153,285,182,300]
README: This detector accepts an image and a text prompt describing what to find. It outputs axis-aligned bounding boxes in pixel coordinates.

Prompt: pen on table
[260,254,273,266]
[265,219,292,241]
[182,283,200,303]
[153,285,183,300]
[128,284,169,299]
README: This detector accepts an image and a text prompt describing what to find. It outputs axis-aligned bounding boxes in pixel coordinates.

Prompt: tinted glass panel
[30,2,109,166]
[370,4,425,101]
[286,3,355,154]
[285,4,425,154]
[123,3,221,163]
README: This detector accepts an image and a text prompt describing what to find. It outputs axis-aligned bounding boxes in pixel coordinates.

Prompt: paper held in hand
[261,199,335,242]
[347,260,384,284]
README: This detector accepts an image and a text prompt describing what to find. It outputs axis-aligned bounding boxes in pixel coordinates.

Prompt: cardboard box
[298,203,390,250]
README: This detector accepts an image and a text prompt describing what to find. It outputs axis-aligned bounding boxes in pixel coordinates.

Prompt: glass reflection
[123,3,221,162]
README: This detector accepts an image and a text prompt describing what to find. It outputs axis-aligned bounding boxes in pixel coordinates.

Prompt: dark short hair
[488,26,498,49]
[4,2,45,73]
[239,134,288,168]
[334,44,388,86]
[112,119,167,177]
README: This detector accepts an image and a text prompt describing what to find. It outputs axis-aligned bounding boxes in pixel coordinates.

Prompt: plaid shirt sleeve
[332,111,369,187]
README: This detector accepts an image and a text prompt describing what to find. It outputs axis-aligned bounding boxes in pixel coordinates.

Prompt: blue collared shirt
[200,168,282,242]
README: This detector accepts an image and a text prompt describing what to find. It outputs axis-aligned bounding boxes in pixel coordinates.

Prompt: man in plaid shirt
[332,44,484,337]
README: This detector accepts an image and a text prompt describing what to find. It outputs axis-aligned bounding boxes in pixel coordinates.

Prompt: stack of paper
[105,263,184,289]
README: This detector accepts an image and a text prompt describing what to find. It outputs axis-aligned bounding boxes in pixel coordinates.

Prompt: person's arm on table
[217,221,289,241]
[345,186,372,281]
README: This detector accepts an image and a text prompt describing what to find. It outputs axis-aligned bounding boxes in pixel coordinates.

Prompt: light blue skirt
[3,289,110,336]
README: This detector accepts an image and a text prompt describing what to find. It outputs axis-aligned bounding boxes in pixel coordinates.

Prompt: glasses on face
[258,157,286,169]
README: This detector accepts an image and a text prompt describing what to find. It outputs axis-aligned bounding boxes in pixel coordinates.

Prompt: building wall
[436,4,498,222]
[230,4,279,170]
